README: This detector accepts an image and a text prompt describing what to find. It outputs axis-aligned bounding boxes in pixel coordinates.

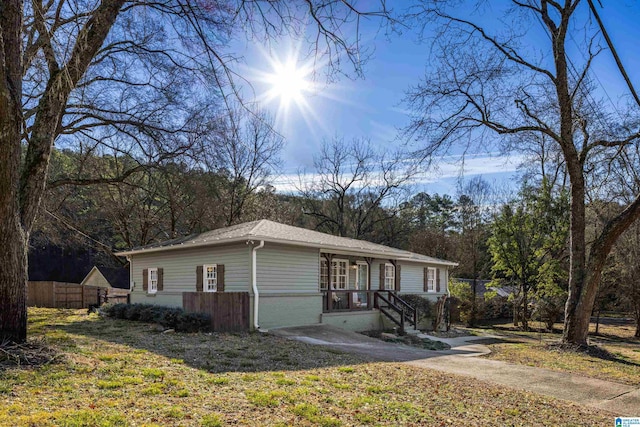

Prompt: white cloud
[270,153,524,193]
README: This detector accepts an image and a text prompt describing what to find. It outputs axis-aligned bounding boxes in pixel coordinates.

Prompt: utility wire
[44,209,122,258]
[587,0,640,108]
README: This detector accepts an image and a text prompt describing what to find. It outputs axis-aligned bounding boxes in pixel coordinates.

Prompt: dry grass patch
[0,308,615,426]
[486,341,640,386]
[469,319,640,386]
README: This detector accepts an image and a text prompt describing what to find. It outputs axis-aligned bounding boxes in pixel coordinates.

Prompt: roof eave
[115,234,458,266]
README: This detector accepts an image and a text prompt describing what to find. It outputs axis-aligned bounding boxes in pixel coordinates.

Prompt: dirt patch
[0,339,62,369]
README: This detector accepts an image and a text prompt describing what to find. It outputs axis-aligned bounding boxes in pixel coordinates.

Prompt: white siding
[130,243,251,305]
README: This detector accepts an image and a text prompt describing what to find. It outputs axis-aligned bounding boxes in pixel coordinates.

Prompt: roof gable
[81,265,130,289]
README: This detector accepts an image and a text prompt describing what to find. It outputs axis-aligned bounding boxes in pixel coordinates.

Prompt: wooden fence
[183,292,250,332]
[28,281,103,309]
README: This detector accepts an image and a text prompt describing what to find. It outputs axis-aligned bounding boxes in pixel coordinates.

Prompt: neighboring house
[116,220,457,331]
[80,265,131,301]
[455,278,516,299]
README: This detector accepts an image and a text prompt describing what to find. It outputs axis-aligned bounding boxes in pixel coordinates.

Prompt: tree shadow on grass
[57,315,379,374]
[546,342,640,368]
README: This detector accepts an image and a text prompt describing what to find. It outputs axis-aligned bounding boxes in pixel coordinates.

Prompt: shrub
[484,295,512,320]
[175,312,211,333]
[400,294,433,323]
[156,307,183,327]
[138,305,157,322]
[101,303,128,319]
[449,280,483,326]
[123,304,144,320]
[102,303,210,333]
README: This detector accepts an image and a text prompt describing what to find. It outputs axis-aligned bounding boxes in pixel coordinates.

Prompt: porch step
[404,328,420,335]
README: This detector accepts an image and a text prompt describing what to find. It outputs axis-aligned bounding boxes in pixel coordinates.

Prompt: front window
[321,259,348,290]
[148,268,158,294]
[384,264,395,290]
[427,267,436,292]
[204,264,217,292]
[320,259,329,290]
[332,260,348,290]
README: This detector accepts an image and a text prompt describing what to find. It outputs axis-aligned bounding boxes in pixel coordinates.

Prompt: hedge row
[101,303,211,333]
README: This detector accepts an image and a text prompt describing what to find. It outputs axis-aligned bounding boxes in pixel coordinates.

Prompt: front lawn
[486,341,640,386]
[467,320,640,386]
[0,308,613,426]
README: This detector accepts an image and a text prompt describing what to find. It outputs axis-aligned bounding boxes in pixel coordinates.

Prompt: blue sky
[233,1,640,197]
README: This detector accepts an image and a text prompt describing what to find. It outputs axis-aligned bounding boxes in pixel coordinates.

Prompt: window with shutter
[148,268,158,294]
[427,267,436,292]
[384,263,395,290]
[203,264,217,292]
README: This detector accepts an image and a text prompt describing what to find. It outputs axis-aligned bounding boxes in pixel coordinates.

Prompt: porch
[318,252,422,332]
[321,289,417,332]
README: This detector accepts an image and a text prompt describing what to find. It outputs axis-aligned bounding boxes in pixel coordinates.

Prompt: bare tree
[404,1,640,345]
[0,0,392,342]
[455,176,492,325]
[298,137,415,241]
[204,107,284,226]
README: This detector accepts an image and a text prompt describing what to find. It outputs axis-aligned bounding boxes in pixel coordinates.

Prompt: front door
[356,263,369,290]
[355,263,369,306]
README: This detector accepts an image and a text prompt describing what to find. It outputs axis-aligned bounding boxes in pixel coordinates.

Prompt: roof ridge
[248,219,270,235]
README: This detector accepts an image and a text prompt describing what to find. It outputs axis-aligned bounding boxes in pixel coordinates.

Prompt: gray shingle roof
[116,219,457,266]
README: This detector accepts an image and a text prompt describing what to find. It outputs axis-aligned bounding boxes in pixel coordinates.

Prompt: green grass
[0,308,615,426]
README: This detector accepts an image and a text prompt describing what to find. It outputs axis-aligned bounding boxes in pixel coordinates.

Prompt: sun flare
[265,59,312,108]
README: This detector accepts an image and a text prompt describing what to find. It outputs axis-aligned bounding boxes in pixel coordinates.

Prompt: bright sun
[264,59,313,109]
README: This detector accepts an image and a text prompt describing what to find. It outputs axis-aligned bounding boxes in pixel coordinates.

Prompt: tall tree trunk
[563,177,590,345]
[522,282,529,331]
[0,0,27,343]
[0,0,124,343]
[0,222,28,343]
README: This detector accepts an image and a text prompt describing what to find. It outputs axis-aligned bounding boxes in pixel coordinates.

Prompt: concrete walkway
[270,324,639,416]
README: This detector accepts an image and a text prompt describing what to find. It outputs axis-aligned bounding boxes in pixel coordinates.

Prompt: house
[116,220,457,331]
[455,278,516,298]
[80,265,131,303]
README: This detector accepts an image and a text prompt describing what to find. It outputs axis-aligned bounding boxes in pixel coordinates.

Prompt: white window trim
[332,259,348,290]
[355,261,369,290]
[427,267,437,292]
[384,263,395,290]
[320,259,329,290]
[148,268,158,294]
[203,264,218,292]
